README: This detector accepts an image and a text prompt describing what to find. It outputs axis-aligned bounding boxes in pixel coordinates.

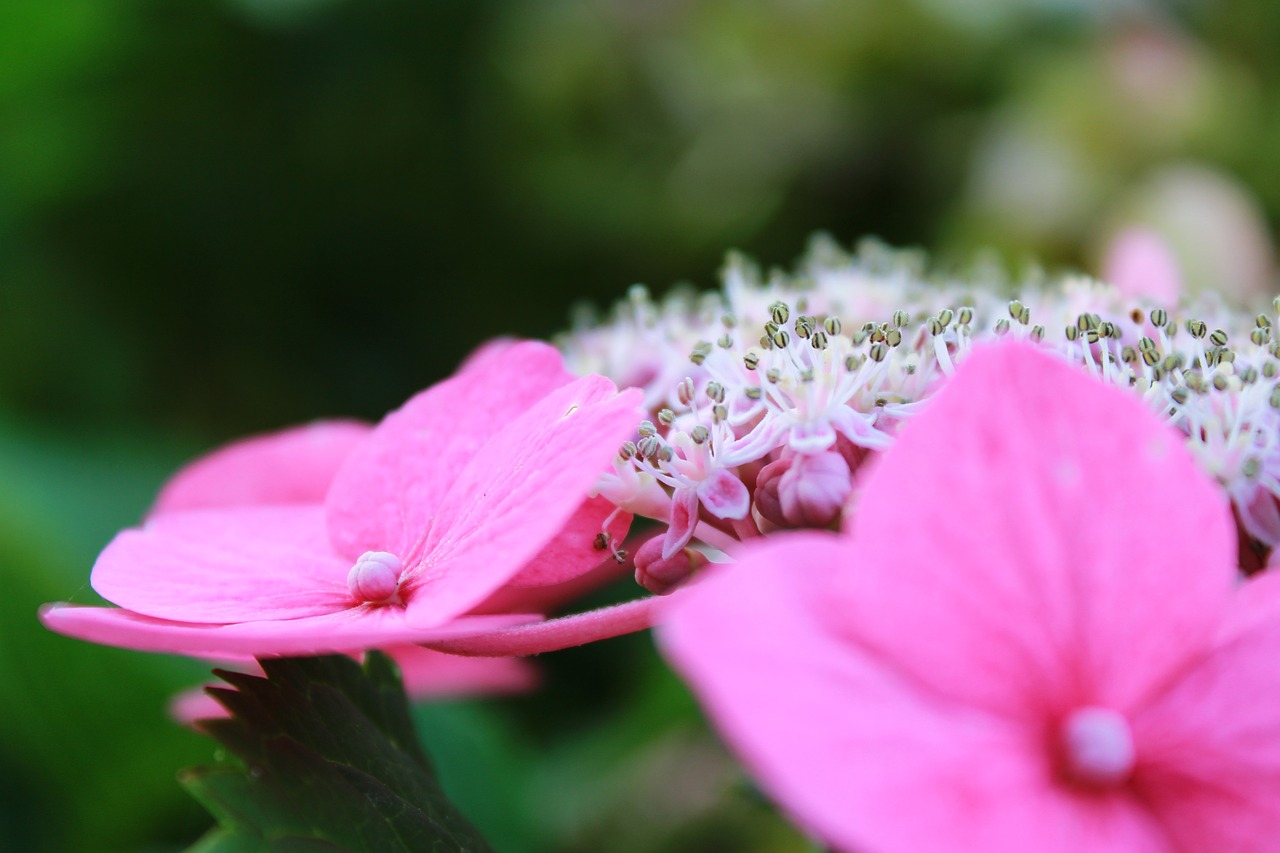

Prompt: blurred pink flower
[1101,227,1181,305]
[661,342,1280,852]
[43,341,642,658]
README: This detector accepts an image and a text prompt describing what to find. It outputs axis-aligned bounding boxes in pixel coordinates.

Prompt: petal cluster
[42,341,642,658]
[660,343,1280,852]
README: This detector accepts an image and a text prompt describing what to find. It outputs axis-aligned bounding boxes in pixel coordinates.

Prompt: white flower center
[1060,705,1135,788]
[347,551,403,604]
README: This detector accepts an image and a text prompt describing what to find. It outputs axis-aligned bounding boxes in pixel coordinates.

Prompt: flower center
[347,551,403,604]
[1059,706,1135,789]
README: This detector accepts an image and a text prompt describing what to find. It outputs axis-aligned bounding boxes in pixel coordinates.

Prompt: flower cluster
[562,235,1280,583]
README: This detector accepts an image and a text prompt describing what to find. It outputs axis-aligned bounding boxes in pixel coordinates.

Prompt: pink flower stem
[730,515,762,539]
[423,596,661,656]
[692,521,739,554]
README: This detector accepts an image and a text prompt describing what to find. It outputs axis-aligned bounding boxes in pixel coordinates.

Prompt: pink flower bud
[778,450,852,528]
[634,536,705,596]
[347,551,403,603]
[752,457,791,528]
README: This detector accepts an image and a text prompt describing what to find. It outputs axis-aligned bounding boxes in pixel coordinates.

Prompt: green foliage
[182,653,492,853]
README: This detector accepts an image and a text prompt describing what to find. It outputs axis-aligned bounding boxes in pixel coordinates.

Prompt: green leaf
[181,653,493,853]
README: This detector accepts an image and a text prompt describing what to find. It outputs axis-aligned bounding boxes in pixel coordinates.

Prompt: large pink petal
[658,536,1170,853]
[151,420,371,515]
[40,603,535,657]
[840,343,1235,718]
[1131,617,1280,851]
[324,340,574,561]
[503,496,630,587]
[401,376,643,626]
[92,506,351,623]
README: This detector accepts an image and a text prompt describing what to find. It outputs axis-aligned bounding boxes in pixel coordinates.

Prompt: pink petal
[1131,617,1280,850]
[324,341,574,560]
[168,646,537,726]
[696,468,750,520]
[662,488,699,560]
[841,343,1235,718]
[391,646,539,696]
[92,506,352,623]
[1219,570,1280,644]
[401,375,643,626]
[426,595,660,656]
[40,603,536,657]
[659,536,1170,853]
[503,496,631,587]
[151,420,371,515]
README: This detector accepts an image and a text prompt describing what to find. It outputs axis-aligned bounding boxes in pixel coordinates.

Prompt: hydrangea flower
[561,236,1280,587]
[42,341,642,657]
[116,417,542,721]
[660,343,1280,852]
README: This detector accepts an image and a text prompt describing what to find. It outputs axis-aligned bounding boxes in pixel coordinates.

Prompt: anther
[706,381,726,403]
[1209,329,1229,347]
[771,329,791,349]
[824,316,842,336]
[770,302,790,325]
[658,408,675,426]
[1261,313,1275,329]
[717,333,733,349]
[1130,308,1146,325]
[713,404,728,422]
[1187,320,1207,339]
[957,307,973,326]
[638,420,657,437]
[938,308,954,328]
[994,319,1011,336]
[1150,308,1167,327]
[690,425,710,444]
[869,342,888,363]
[677,378,696,406]
[690,341,712,365]
[1065,326,1079,342]
[766,368,781,384]
[636,435,662,459]
[885,328,902,347]
[795,316,814,339]
[743,352,760,370]
[810,330,829,350]
[892,309,911,328]
[618,441,636,461]
[744,386,762,400]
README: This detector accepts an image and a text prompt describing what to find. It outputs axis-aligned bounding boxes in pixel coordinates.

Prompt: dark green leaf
[181,652,492,853]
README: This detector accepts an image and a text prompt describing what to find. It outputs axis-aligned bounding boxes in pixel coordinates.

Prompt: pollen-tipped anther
[347,551,403,604]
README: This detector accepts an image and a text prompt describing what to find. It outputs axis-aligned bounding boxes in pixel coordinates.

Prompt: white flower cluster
[560,236,1280,583]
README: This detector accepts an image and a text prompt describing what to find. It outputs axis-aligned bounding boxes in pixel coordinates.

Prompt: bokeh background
[5,1,1280,850]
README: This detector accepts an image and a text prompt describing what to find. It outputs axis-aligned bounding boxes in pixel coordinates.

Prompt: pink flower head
[43,341,643,658]
[661,342,1280,852]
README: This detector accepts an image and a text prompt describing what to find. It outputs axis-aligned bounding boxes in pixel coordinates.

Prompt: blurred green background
[5,0,1280,850]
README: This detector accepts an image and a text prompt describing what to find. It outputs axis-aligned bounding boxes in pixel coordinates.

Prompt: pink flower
[42,341,642,658]
[660,342,1280,852]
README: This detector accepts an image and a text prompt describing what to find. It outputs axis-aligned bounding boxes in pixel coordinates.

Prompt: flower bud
[778,450,852,528]
[634,536,706,595]
[348,551,402,603]
[752,457,792,528]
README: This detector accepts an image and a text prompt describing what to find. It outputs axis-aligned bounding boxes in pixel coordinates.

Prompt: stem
[692,521,738,553]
